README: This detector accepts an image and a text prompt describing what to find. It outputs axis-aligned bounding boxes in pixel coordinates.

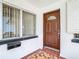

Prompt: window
[74,34,79,38]
[3,4,20,38]
[3,4,36,39]
[22,11,36,36]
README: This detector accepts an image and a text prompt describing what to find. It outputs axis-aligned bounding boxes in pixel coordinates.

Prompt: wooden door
[43,9,60,50]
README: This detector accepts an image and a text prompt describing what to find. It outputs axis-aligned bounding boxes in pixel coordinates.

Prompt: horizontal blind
[22,11,36,36]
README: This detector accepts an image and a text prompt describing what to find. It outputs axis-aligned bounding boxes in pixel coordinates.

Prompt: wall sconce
[48,16,56,20]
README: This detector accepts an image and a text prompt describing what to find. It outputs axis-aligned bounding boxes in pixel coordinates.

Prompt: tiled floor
[21,47,65,59]
[43,47,65,59]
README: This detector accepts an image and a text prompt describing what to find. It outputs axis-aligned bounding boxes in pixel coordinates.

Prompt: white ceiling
[25,0,59,8]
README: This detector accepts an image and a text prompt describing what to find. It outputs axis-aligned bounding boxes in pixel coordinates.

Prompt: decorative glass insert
[48,16,56,20]
[3,4,20,38]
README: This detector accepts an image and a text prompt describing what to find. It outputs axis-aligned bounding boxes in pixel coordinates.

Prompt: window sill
[0,35,38,45]
[72,38,79,43]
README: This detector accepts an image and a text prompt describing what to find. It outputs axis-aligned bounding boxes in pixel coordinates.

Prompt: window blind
[3,4,20,38]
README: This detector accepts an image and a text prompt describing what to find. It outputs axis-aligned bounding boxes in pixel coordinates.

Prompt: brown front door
[43,9,60,50]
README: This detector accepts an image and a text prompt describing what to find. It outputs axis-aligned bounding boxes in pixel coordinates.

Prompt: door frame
[43,9,60,51]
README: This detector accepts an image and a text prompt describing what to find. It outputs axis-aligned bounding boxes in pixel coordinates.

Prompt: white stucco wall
[0,0,43,59]
[0,0,2,2]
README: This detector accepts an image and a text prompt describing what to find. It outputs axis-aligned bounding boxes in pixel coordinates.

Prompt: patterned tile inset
[27,50,56,59]
[22,48,65,59]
